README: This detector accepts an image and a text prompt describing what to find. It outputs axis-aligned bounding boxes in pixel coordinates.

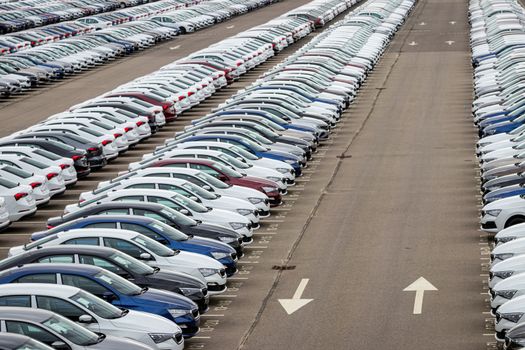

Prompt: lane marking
[403,277,438,315]
[278,278,314,315]
[170,45,181,50]
[226,25,235,29]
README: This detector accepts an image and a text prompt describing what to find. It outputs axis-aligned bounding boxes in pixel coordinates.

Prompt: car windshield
[182,182,217,199]
[42,315,100,346]
[229,146,259,160]
[160,207,197,226]
[70,290,123,319]
[132,235,175,257]
[217,153,250,169]
[2,165,32,179]
[150,221,188,240]
[94,270,142,296]
[172,194,208,213]
[110,251,155,275]
[213,162,243,178]
[196,171,230,188]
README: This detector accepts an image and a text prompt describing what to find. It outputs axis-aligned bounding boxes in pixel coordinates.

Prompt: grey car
[0,333,54,350]
[0,307,154,350]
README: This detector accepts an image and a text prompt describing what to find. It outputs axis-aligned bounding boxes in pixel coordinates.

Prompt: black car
[46,201,244,256]
[0,138,90,177]
[12,131,106,169]
[0,245,210,313]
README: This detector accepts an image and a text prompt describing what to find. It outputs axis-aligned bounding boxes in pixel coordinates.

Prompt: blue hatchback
[0,263,201,337]
[30,215,238,276]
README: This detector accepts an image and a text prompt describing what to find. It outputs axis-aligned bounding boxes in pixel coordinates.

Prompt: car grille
[191,308,199,318]
[201,288,208,296]
[264,199,269,205]
[219,268,226,277]
[231,253,237,260]
[174,332,183,344]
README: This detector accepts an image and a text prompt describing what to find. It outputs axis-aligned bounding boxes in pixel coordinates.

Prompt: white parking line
[191,336,211,339]
[228,277,249,280]
[201,314,224,317]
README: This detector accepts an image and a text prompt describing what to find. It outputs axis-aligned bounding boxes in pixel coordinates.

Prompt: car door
[60,273,118,305]
[78,254,132,280]
[102,237,154,263]
[120,222,170,246]
[4,320,70,349]
[35,295,100,332]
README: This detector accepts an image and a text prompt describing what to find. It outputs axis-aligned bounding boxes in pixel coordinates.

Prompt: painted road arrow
[279,278,313,315]
[403,277,437,314]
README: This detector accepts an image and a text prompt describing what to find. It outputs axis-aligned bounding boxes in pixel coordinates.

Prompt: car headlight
[493,270,514,279]
[284,159,296,164]
[262,186,277,193]
[218,236,237,243]
[486,209,502,217]
[211,251,230,259]
[149,333,175,344]
[267,176,282,182]
[199,268,219,277]
[237,209,253,216]
[230,222,247,230]
[276,168,290,174]
[493,253,514,261]
[168,309,188,318]
[497,237,516,244]
[496,289,517,299]
[179,287,202,296]
[248,197,264,204]
[501,312,524,323]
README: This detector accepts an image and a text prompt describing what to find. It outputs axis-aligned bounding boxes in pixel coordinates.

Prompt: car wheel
[505,216,525,228]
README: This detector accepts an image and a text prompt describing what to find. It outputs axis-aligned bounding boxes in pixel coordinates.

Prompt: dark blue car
[30,215,238,276]
[483,184,525,204]
[0,263,201,337]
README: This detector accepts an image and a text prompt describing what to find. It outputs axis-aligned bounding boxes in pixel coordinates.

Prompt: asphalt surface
[0,0,488,349]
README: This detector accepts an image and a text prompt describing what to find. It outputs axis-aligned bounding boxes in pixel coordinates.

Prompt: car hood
[165,250,225,269]
[493,238,525,256]
[134,287,196,309]
[95,334,152,350]
[483,195,525,210]
[188,236,235,253]
[151,269,206,289]
[108,309,180,333]
[491,255,525,273]
[497,294,525,314]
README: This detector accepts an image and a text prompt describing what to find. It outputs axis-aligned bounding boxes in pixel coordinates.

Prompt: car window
[79,255,126,276]
[63,237,99,246]
[126,183,155,189]
[147,196,182,210]
[144,172,170,177]
[37,255,74,264]
[83,222,117,229]
[133,209,168,223]
[103,238,148,259]
[16,274,57,284]
[36,296,85,322]
[158,183,191,196]
[121,222,167,243]
[0,295,31,307]
[5,321,63,348]
[163,163,187,168]
[98,209,129,215]
[61,274,109,297]
[116,195,144,202]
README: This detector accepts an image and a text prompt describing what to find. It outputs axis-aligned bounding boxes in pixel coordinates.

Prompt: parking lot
[0,0,499,349]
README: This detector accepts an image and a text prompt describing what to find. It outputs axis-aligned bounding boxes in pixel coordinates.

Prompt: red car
[105,91,176,121]
[145,158,283,206]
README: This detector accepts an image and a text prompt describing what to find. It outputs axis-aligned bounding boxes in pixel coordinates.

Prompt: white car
[0,197,10,230]
[491,272,525,311]
[495,294,525,341]
[0,284,184,350]
[491,238,525,266]
[9,228,228,294]
[0,146,77,185]
[481,196,525,233]
[113,167,270,216]
[0,154,66,197]
[66,189,254,239]
[495,223,525,245]
[490,255,525,288]
[79,177,261,225]
[0,177,36,222]
[0,165,50,206]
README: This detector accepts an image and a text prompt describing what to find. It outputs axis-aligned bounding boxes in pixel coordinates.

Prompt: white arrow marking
[403,277,437,314]
[408,41,418,46]
[449,21,456,25]
[445,40,455,45]
[169,45,181,50]
[419,22,426,25]
[226,25,235,29]
[278,278,313,315]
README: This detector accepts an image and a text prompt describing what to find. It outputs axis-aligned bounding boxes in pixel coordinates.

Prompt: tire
[505,217,525,228]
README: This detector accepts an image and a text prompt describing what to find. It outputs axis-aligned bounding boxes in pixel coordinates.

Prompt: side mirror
[203,185,212,191]
[102,292,116,302]
[189,196,199,202]
[139,252,152,260]
[237,157,245,162]
[51,341,70,350]
[179,209,190,216]
[219,175,228,182]
[78,314,94,323]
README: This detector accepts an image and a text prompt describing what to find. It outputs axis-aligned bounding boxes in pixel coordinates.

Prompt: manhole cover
[272,265,296,270]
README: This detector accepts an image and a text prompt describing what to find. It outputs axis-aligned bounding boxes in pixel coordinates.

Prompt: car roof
[70,214,156,225]
[0,283,79,298]
[0,306,56,322]
[6,244,117,261]
[0,262,102,277]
